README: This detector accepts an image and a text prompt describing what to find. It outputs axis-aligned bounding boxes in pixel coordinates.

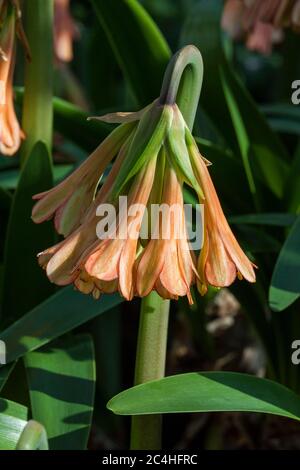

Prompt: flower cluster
[0,0,77,157]
[32,99,256,304]
[0,0,29,156]
[222,0,300,55]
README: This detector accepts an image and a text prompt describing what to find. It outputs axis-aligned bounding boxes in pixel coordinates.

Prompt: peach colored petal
[119,238,137,300]
[32,123,133,235]
[135,239,166,297]
[155,278,178,301]
[188,133,256,291]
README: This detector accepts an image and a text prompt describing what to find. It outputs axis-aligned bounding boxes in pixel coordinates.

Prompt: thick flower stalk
[0,1,28,156]
[32,98,256,303]
[222,0,300,55]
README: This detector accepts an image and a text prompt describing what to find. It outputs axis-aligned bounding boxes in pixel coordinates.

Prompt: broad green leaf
[0,287,123,364]
[91,0,171,106]
[108,371,300,421]
[0,399,27,450]
[1,142,54,322]
[24,335,95,450]
[269,215,300,312]
[229,213,296,227]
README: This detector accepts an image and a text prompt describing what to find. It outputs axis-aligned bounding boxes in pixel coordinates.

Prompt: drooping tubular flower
[32,97,256,304]
[54,0,78,63]
[0,0,28,156]
[222,0,300,54]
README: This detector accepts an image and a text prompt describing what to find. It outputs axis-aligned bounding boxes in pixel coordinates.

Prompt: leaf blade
[108,371,300,422]
[24,334,95,450]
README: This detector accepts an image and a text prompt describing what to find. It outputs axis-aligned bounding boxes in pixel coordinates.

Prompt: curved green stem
[131,46,204,450]
[159,44,204,130]
[21,0,54,165]
[16,420,49,450]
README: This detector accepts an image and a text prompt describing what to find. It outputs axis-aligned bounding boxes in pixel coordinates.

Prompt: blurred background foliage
[0,0,300,450]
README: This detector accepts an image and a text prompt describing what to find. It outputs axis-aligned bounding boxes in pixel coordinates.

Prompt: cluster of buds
[222,0,300,55]
[32,96,256,304]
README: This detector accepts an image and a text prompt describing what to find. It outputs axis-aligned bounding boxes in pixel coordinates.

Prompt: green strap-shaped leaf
[1,142,54,323]
[0,399,27,450]
[108,371,300,421]
[229,213,297,227]
[269,215,300,312]
[91,0,171,106]
[0,287,123,365]
[24,335,95,450]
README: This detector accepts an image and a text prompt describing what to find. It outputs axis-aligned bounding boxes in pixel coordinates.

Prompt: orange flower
[54,0,78,63]
[187,130,256,295]
[135,162,197,304]
[32,123,135,236]
[33,100,256,303]
[246,21,274,55]
[0,7,23,156]
[221,0,245,39]
[222,0,299,54]
[38,149,157,301]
